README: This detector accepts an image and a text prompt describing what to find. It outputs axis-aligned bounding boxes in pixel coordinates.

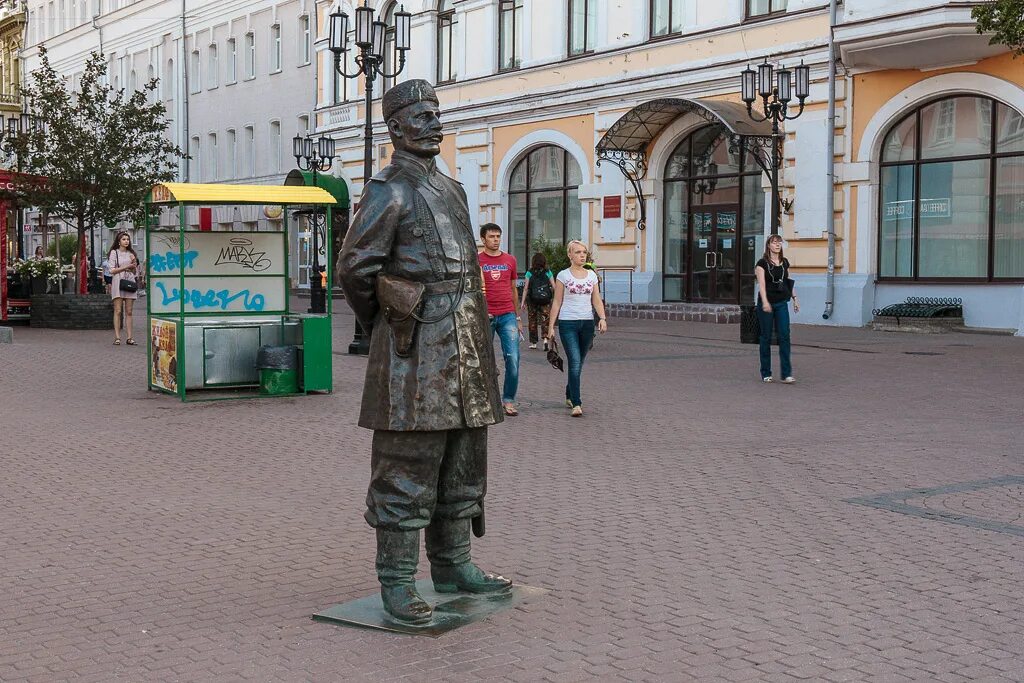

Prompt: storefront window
[507,145,583,267]
[878,97,1024,280]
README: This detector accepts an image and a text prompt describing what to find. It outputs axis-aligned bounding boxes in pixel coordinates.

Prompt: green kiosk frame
[144,182,336,401]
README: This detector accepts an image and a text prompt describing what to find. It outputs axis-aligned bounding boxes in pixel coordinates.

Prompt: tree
[973,0,1024,57]
[0,47,184,293]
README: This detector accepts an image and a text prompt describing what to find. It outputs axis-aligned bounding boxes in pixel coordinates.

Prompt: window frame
[207,43,219,89]
[226,128,237,179]
[244,31,256,80]
[745,0,788,21]
[648,0,683,41]
[567,0,594,57]
[189,48,201,93]
[507,145,583,266]
[270,24,282,73]
[299,15,311,66]
[436,1,457,84]
[226,37,237,84]
[497,0,523,73]
[877,95,1024,283]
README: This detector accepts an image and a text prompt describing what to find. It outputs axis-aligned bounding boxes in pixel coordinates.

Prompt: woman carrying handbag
[754,234,799,383]
[109,231,140,346]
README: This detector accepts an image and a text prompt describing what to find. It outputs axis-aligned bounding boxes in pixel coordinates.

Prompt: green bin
[256,345,299,395]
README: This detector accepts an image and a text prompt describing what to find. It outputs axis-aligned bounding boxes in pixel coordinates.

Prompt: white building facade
[22,0,326,284]
[312,0,1024,334]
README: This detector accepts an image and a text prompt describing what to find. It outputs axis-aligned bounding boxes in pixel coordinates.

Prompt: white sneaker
[782,376,796,384]
[528,343,537,349]
[762,377,774,383]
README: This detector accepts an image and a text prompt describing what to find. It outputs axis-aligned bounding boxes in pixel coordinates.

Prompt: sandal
[503,403,518,417]
[125,338,137,346]
[113,339,121,345]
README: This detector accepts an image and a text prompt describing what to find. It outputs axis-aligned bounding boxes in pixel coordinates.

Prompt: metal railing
[598,267,635,304]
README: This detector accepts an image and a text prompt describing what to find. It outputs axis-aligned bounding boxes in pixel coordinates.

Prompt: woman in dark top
[754,234,799,383]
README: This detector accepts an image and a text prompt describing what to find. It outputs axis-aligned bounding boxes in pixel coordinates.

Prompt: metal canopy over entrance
[595,98,774,230]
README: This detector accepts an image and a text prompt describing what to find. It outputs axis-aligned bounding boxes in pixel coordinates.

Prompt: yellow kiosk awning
[149,182,338,205]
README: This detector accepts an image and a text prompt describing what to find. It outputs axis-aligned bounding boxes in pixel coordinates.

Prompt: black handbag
[115,252,138,292]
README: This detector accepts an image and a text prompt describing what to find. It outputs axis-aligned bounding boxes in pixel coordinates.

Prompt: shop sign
[603,196,622,219]
[883,198,951,221]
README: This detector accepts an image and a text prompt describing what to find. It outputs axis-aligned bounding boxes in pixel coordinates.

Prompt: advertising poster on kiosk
[150,318,179,392]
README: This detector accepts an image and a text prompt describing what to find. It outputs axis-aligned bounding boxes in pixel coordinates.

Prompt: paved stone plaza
[2,309,1023,682]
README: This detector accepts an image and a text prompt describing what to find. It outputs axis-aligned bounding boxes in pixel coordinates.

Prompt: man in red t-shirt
[478,223,522,416]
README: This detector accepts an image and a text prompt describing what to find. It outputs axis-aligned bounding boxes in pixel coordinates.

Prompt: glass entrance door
[297,231,311,287]
[689,205,739,303]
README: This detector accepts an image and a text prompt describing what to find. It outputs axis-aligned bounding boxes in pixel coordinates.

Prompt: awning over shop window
[284,170,350,209]
[595,98,774,230]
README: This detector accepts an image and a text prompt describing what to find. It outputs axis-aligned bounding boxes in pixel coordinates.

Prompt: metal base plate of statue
[312,580,546,637]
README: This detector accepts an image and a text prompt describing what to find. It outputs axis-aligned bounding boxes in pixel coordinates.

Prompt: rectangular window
[333,53,348,104]
[227,129,237,179]
[437,6,457,83]
[189,49,201,93]
[880,165,915,278]
[568,0,595,55]
[207,44,218,88]
[299,15,311,65]
[245,32,255,79]
[498,0,523,72]
[994,157,1024,277]
[245,125,255,177]
[650,0,684,38]
[917,160,989,278]
[207,133,218,181]
[270,24,282,72]
[270,121,281,173]
[189,135,201,182]
[747,0,787,19]
[226,38,237,83]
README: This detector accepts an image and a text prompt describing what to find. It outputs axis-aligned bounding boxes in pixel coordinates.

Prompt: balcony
[836,3,1006,72]
[0,91,20,107]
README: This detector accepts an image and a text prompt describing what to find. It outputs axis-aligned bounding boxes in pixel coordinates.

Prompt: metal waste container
[256,345,299,395]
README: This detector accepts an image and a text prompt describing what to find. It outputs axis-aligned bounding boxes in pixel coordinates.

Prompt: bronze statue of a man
[338,79,512,625]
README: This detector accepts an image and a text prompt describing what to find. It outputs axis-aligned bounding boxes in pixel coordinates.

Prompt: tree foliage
[974,0,1024,57]
[0,47,184,291]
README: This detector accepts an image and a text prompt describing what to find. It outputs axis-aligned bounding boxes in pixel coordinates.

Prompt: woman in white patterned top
[545,240,607,417]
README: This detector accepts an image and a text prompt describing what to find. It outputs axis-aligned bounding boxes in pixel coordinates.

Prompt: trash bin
[256,345,299,395]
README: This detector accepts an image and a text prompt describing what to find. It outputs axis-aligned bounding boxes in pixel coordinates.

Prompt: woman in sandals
[546,240,607,417]
[754,234,799,383]
[109,231,140,346]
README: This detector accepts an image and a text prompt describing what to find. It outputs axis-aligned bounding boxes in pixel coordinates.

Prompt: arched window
[879,96,1024,280]
[437,0,456,84]
[662,125,763,303]
[507,145,583,267]
[164,58,175,101]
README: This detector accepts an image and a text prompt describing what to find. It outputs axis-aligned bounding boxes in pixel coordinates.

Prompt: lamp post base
[308,284,327,314]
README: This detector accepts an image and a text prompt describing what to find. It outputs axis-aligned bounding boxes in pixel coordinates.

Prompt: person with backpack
[519,252,555,350]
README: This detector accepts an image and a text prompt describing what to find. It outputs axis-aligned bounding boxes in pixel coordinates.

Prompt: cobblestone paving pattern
[1,305,1023,682]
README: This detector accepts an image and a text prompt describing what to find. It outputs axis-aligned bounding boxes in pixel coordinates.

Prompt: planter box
[30,293,113,329]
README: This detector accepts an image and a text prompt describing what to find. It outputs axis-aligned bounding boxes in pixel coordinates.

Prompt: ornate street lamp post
[740,60,810,235]
[328,1,411,355]
[1,112,36,263]
[292,134,336,314]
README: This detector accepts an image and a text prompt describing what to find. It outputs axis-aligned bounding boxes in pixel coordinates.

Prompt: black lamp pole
[2,112,36,261]
[740,59,810,235]
[292,134,336,314]
[328,1,411,355]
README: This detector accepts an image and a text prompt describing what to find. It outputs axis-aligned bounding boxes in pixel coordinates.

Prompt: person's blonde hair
[566,239,588,256]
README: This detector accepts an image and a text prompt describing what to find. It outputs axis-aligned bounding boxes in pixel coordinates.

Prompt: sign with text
[150,318,179,392]
[603,196,622,219]
[147,231,286,276]
[149,276,287,314]
[883,198,952,221]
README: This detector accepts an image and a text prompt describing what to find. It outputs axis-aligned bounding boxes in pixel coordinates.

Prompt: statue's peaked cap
[382,79,439,121]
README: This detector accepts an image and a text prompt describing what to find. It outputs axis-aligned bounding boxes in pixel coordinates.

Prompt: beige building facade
[314,0,1024,333]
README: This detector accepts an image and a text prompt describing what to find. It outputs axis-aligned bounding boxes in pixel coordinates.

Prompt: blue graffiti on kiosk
[150,250,199,273]
[154,281,266,312]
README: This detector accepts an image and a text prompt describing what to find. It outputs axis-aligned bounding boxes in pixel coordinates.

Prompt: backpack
[527,269,553,305]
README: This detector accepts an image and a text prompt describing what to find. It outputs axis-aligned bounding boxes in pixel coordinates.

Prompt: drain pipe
[822,0,838,320]
[181,0,190,182]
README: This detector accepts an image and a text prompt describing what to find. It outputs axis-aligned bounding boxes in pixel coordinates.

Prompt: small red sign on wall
[199,207,212,231]
[603,196,622,219]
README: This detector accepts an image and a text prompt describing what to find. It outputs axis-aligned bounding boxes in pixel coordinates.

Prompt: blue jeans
[490,312,520,403]
[557,319,595,408]
[757,300,792,379]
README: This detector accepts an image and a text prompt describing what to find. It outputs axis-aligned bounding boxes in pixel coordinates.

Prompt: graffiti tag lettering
[154,281,266,312]
[214,237,272,272]
[150,250,199,273]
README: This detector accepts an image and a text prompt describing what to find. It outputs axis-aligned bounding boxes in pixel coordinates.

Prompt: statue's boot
[376,529,433,624]
[426,518,513,594]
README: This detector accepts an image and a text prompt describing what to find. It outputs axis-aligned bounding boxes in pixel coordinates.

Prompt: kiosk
[144,182,336,401]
